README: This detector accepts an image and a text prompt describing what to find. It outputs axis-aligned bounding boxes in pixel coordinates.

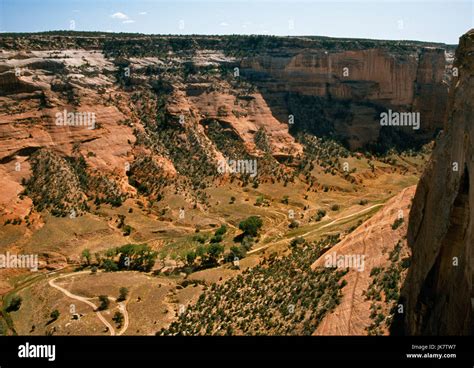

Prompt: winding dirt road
[48,271,129,336]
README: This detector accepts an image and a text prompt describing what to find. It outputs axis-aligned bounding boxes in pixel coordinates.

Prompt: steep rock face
[402,30,474,335]
[241,47,450,148]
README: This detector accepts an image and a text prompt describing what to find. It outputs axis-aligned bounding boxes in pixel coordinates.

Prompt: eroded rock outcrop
[402,29,474,335]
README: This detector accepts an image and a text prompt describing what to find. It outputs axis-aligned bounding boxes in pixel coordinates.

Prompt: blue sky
[0,0,472,44]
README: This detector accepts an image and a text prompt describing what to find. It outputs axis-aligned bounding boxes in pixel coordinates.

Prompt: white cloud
[220,22,229,27]
[111,12,129,20]
[122,20,135,24]
[139,11,147,15]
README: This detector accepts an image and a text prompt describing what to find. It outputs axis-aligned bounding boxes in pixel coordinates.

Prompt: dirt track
[48,271,129,336]
[248,203,384,255]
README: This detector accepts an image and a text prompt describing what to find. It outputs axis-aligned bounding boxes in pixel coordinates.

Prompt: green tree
[214,225,228,237]
[98,295,109,311]
[102,258,119,272]
[50,309,60,321]
[6,296,22,312]
[201,243,224,267]
[122,225,132,236]
[239,216,263,237]
[288,219,299,229]
[118,287,128,302]
[210,234,223,243]
[207,243,224,259]
[225,245,246,262]
[290,237,305,248]
[186,251,196,265]
[196,245,206,258]
[112,311,124,328]
[391,218,404,230]
[81,249,91,266]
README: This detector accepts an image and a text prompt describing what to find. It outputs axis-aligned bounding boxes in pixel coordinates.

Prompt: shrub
[288,220,299,229]
[122,225,132,236]
[118,287,128,302]
[112,311,124,327]
[214,225,228,237]
[102,259,119,272]
[239,216,263,237]
[315,209,327,221]
[81,249,91,265]
[186,251,196,265]
[193,234,207,244]
[210,234,223,243]
[290,237,305,248]
[391,218,404,230]
[50,310,60,321]
[98,295,109,311]
[6,296,22,312]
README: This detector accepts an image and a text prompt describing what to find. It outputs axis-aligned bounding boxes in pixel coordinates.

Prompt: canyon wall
[0,34,453,151]
[241,46,451,149]
[402,29,474,335]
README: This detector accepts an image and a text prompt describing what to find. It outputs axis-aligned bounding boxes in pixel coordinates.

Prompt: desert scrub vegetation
[296,133,352,180]
[129,86,216,196]
[254,128,272,154]
[391,217,404,230]
[313,209,327,222]
[203,119,252,162]
[25,149,126,217]
[2,32,437,58]
[127,155,169,200]
[159,235,347,335]
[301,133,351,166]
[24,149,89,217]
[364,240,411,335]
[203,119,292,185]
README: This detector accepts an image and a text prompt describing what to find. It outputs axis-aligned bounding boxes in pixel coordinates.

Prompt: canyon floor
[0,157,424,335]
